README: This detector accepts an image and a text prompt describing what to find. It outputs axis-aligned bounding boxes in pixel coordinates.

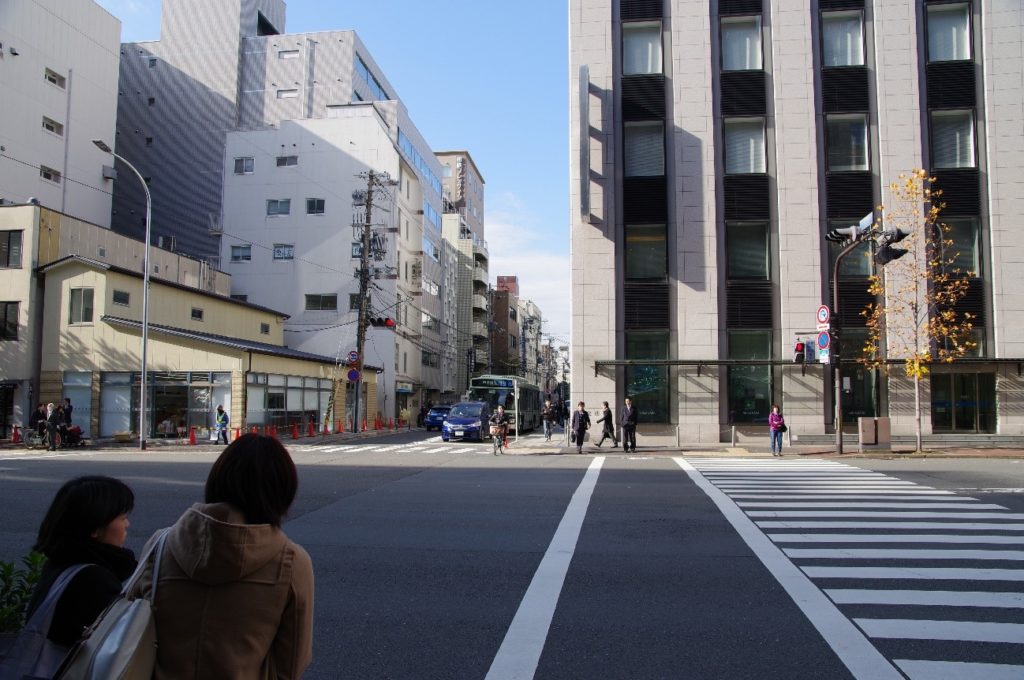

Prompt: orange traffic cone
[290,423,299,439]
[337,419,344,433]
[389,418,394,430]
[322,423,329,437]
[233,427,241,441]
[188,427,197,445]
[11,425,21,443]
[307,421,315,437]
[251,425,258,434]
[361,418,367,432]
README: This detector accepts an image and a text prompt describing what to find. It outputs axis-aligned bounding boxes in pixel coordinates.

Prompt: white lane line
[423,447,450,453]
[749,511,1024,519]
[740,502,1004,510]
[758,521,1024,530]
[786,548,1024,561]
[674,457,902,680]
[827,589,1024,608]
[485,456,605,680]
[803,566,1024,581]
[374,445,405,452]
[770,534,1024,544]
[895,659,1024,680]
[857,618,1024,644]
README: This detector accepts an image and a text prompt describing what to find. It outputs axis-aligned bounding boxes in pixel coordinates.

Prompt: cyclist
[489,405,510,453]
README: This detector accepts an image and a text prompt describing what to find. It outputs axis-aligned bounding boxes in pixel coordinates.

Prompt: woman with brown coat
[131,434,314,679]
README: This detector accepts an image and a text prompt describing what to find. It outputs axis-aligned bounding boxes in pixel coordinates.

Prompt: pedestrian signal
[794,341,806,363]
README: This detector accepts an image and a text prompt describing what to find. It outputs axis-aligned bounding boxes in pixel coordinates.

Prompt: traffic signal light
[794,341,806,363]
[369,317,395,328]
[874,228,911,266]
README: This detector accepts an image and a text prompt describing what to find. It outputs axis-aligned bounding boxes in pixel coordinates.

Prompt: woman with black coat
[24,476,138,649]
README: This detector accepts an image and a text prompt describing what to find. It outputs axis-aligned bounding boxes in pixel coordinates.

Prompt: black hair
[205,434,297,527]
[34,476,135,557]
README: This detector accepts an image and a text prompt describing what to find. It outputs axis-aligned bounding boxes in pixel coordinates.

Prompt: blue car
[441,401,491,442]
[424,405,451,431]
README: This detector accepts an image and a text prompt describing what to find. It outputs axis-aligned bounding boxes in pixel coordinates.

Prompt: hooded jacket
[131,502,314,680]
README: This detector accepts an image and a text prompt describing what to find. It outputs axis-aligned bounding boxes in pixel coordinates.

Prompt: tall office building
[570,0,1023,443]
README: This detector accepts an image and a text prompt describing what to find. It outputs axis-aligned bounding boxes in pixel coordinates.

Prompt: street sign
[816,331,831,351]
[347,368,360,382]
[818,348,830,364]
[347,350,359,364]
[816,322,831,332]
[816,305,831,326]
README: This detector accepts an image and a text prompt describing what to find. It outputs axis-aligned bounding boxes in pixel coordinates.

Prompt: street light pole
[831,238,868,455]
[93,140,151,450]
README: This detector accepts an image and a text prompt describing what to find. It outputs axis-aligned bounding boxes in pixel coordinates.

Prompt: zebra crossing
[682,457,1024,680]
[292,437,488,456]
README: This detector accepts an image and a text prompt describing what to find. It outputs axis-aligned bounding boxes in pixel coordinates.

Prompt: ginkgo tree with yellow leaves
[860,169,976,452]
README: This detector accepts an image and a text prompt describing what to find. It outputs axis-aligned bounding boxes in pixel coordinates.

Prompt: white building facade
[570,0,1024,443]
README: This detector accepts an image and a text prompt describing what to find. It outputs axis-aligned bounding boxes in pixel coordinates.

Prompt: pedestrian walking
[129,434,314,679]
[768,404,786,456]
[595,401,618,448]
[570,401,590,454]
[45,402,61,450]
[619,397,638,453]
[541,398,557,441]
[215,404,230,445]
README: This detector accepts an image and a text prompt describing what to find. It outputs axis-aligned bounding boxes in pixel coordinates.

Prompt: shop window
[625,331,669,422]
[728,330,771,423]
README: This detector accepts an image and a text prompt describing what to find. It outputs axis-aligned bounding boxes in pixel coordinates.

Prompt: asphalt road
[1,433,1022,679]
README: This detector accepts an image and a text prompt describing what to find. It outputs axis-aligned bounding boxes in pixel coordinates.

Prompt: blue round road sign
[347,368,360,382]
[817,331,831,350]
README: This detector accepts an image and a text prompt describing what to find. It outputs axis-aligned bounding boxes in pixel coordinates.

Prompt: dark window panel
[931,168,980,215]
[926,61,976,109]
[723,174,770,220]
[825,172,873,217]
[622,75,666,120]
[953,277,987,327]
[821,67,870,113]
[726,281,774,327]
[720,71,767,116]
[820,0,865,9]
[624,281,670,328]
[719,0,763,15]
[623,176,668,223]
[620,0,663,20]
[827,277,874,327]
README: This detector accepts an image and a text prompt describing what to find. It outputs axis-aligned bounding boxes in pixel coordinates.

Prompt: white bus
[468,375,541,433]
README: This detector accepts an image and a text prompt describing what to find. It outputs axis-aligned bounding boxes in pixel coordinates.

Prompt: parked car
[424,405,451,431]
[441,401,491,442]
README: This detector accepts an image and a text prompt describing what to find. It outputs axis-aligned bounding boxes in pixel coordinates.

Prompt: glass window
[69,288,94,324]
[942,217,980,275]
[723,118,766,174]
[932,110,975,169]
[266,199,291,216]
[0,302,18,340]
[278,49,299,59]
[0,231,22,268]
[822,11,864,67]
[40,165,61,183]
[230,245,251,262]
[44,68,66,89]
[349,293,361,311]
[191,308,204,321]
[305,294,337,311]
[728,331,771,423]
[272,244,294,260]
[112,290,130,306]
[625,225,667,280]
[276,155,298,167]
[306,198,325,215]
[623,22,663,75]
[42,116,64,136]
[625,331,670,423]
[230,294,248,301]
[727,222,769,279]
[276,89,298,99]
[260,323,270,335]
[233,157,254,174]
[721,16,762,71]
[624,122,664,177]
[928,3,971,62]
[826,114,869,171]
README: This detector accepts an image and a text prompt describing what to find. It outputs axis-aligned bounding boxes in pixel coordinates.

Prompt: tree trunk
[913,372,923,452]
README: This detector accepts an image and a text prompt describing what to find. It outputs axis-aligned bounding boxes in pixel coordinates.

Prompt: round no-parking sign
[817,331,831,351]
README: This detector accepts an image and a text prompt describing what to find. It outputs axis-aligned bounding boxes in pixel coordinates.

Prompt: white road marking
[770,534,1024,544]
[894,659,1024,680]
[826,589,1024,608]
[802,566,1024,581]
[674,458,902,679]
[786,548,1024,560]
[731,489,959,495]
[758,521,1024,530]
[748,510,1024,519]
[734,494,970,500]
[486,457,605,680]
[740,502,1004,510]
[857,618,1024,644]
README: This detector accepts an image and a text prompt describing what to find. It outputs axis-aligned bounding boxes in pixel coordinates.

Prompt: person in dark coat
[62,398,74,425]
[25,476,138,650]
[541,398,557,441]
[594,401,618,448]
[619,397,638,453]
[45,402,62,451]
[570,401,591,454]
[29,402,46,437]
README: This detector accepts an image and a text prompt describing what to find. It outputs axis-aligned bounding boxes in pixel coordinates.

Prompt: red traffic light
[370,317,395,328]
[793,341,806,364]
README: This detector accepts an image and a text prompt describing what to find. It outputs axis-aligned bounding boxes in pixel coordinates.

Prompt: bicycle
[490,424,506,456]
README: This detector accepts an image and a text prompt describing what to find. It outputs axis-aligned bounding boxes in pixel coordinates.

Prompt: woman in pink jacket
[768,404,785,456]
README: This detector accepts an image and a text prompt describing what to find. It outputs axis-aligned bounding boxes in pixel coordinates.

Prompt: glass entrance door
[930,373,996,433]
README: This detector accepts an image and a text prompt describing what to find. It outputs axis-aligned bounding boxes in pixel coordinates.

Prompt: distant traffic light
[874,228,911,266]
[794,341,806,363]
[369,317,395,328]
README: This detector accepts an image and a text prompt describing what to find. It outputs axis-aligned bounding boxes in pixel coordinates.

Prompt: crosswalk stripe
[770,534,1024,544]
[856,618,1024,644]
[759,521,1024,530]
[786,548,1024,560]
[802,566,1024,581]
[740,502,1003,510]
[826,589,1024,608]
[732,489,958,495]
[748,510,1024,519]
[894,659,1024,680]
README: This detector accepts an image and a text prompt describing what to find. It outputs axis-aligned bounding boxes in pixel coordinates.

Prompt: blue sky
[94,0,571,344]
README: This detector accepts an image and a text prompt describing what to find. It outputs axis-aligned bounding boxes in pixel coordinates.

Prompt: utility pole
[352,172,374,434]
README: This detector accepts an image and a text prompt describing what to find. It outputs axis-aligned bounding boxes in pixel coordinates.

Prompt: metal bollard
[731,425,737,447]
